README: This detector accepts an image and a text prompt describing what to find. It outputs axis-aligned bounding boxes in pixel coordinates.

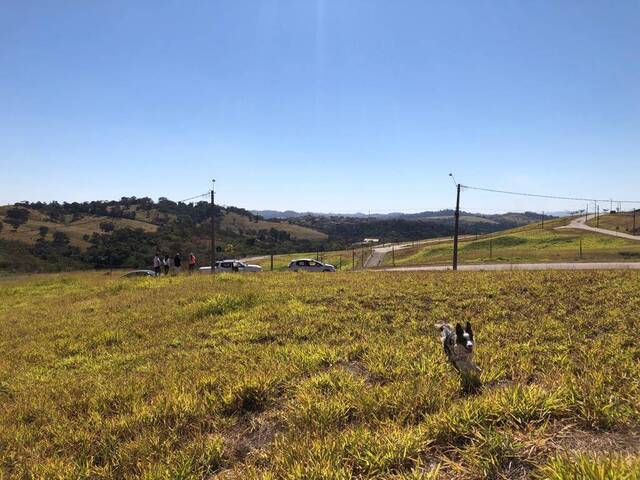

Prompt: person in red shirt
[188,252,196,273]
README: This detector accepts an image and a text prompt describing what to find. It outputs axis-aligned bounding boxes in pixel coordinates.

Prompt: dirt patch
[334,359,386,385]
[553,425,640,456]
[223,411,281,462]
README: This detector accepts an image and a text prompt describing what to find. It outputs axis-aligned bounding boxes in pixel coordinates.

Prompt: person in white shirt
[153,254,162,276]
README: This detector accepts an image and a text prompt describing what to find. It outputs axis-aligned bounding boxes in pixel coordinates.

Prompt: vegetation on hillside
[0,200,548,273]
[1,270,638,478]
[383,218,640,267]
[586,211,639,236]
[288,211,549,245]
[0,199,329,272]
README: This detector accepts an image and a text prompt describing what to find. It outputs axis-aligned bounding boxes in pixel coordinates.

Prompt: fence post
[339,255,342,270]
[392,245,395,267]
[270,254,274,271]
[352,250,356,270]
[489,240,493,259]
[579,238,583,258]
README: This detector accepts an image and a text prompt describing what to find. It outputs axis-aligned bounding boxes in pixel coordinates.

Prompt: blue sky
[1,1,639,213]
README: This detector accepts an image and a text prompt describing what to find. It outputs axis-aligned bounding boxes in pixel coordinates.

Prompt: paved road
[382,261,640,272]
[557,214,640,241]
[364,236,475,268]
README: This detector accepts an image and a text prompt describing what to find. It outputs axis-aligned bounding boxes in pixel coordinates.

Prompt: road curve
[380,261,640,272]
[364,235,475,268]
[557,214,640,241]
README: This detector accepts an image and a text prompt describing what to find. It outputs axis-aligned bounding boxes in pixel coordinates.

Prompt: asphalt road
[557,214,640,241]
[364,236,474,268]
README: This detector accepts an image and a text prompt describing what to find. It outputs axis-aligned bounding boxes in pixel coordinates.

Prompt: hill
[1,270,638,477]
[586,210,639,235]
[0,199,549,273]
[0,199,327,273]
[382,216,640,267]
[286,211,550,245]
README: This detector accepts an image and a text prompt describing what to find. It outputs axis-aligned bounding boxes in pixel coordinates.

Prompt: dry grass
[222,212,328,241]
[0,207,158,248]
[1,270,639,479]
[586,212,639,236]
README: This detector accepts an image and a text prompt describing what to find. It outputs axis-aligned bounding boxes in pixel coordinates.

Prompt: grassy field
[1,270,639,478]
[383,219,640,267]
[586,212,639,236]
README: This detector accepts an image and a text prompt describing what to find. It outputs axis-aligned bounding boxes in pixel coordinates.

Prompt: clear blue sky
[1,1,639,213]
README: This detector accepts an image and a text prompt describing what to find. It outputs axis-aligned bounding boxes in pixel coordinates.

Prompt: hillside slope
[1,270,638,477]
[383,217,640,266]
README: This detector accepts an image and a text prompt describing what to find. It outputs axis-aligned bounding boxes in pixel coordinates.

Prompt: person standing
[163,255,170,275]
[173,253,182,274]
[153,253,161,277]
[188,252,196,274]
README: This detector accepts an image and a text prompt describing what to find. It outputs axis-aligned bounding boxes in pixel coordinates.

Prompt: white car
[288,259,336,272]
[199,260,262,273]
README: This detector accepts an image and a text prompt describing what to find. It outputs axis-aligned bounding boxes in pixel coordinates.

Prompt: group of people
[152,252,196,276]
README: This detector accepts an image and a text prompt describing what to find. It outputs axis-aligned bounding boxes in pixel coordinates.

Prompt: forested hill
[0,198,551,273]
[285,211,551,244]
[0,198,326,273]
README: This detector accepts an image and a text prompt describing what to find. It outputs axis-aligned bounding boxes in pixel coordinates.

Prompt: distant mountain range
[252,209,565,220]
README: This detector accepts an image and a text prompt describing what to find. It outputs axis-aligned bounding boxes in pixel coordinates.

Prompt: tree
[52,231,70,245]
[99,221,115,233]
[38,226,49,238]
[4,208,30,231]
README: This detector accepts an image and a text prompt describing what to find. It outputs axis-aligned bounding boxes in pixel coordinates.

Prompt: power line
[462,185,640,204]
[176,192,210,203]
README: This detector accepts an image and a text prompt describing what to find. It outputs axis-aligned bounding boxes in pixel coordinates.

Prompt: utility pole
[452,181,461,271]
[585,204,588,221]
[541,212,544,229]
[210,179,216,274]
[392,245,395,267]
[597,205,600,228]
[633,209,636,234]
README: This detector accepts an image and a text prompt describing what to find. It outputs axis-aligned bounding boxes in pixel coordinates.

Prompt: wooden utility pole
[541,212,544,229]
[210,179,216,273]
[597,205,600,228]
[452,183,461,270]
[633,209,636,234]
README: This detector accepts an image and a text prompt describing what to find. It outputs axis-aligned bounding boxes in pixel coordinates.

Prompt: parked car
[199,260,263,273]
[288,259,336,272]
[121,269,156,278]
